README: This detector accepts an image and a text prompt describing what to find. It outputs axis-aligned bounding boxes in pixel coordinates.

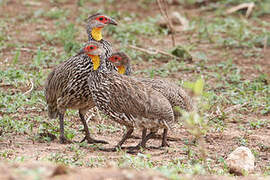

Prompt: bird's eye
[86,45,96,51]
[96,16,108,23]
[109,56,117,62]
[115,57,118,60]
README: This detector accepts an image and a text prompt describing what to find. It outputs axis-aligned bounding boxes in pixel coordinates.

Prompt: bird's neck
[117,65,126,75]
[105,60,118,72]
[88,27,103,41]
[88,55,101,70]
[87,54,116,73]
[124,64,131,75]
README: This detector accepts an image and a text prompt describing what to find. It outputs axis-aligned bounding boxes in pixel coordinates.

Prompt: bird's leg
[141,128,147,141]
[139,129,156,148]
[98,127,134,152]
[129,135,141,139]
[128,128,152,151]
[128,126,145,140]
[115,127,134,148]
[59,113,71,144]
[79,110,108,144]
[161,128,170,147]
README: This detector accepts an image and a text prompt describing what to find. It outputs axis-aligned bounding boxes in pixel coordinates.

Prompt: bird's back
[89,71,174,129]
[44,53,94,118]
[136,78,193,117]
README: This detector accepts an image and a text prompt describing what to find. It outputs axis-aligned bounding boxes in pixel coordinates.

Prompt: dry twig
[23,79,34,95]
[128,45,158,55]
[226,2,255,18]
[157,0,176,47]
[0,83,13,87]
[17,48,34,52]
[209,102,248,120]
[128,45,179,60]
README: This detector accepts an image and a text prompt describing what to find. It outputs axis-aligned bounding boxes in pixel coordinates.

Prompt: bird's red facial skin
[109,55,122,63]
[96,16,109,24]
[84,45,97,52]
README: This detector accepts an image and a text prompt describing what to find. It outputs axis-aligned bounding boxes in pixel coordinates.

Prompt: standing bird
[108,52,193,146]
[108,52,193,115]
[44,43,102,144]
[44,14,117,144]
[84,41,175,149]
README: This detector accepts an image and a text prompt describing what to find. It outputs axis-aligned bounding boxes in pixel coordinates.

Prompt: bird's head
[108,52,131,75]
[82,41,105,70]
[86,13,118,41]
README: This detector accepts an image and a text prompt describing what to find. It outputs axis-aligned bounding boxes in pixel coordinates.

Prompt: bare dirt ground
[0,0,269,179]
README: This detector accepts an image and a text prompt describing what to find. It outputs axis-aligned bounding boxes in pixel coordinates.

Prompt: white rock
[226,146,255,175]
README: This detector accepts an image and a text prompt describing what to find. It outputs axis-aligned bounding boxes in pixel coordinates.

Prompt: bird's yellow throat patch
[88,55,100,70]
[117,65,126,75]
[91,28,103,41]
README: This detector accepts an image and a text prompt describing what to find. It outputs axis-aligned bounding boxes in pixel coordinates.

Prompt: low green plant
[181,78,210,163]
[44,8,69,20]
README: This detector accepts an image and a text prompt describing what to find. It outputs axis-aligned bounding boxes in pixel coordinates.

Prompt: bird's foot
[98,147,117,152]
[124,144,145,154]
[80,136,108,144]
[129,135,141,139]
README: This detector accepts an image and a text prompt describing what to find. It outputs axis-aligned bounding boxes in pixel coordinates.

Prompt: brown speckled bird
[44,14,117,144]
[85,42,175,149]
[85,13,117,60]
[108,52,193,146]
[108,52,193,115]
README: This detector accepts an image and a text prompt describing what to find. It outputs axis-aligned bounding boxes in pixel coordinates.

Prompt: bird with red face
[108,52,131,75]
[86,41,175,150]
[44,14,117,144]
[85,13,117,60]
[108,52,193,147]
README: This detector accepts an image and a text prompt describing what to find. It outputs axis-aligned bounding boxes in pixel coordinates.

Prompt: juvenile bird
[85,41,175,149]
[44,14,117,144]
[108,52,193,146]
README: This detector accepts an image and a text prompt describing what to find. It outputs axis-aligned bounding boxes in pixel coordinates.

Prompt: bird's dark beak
[109,18,118,25]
